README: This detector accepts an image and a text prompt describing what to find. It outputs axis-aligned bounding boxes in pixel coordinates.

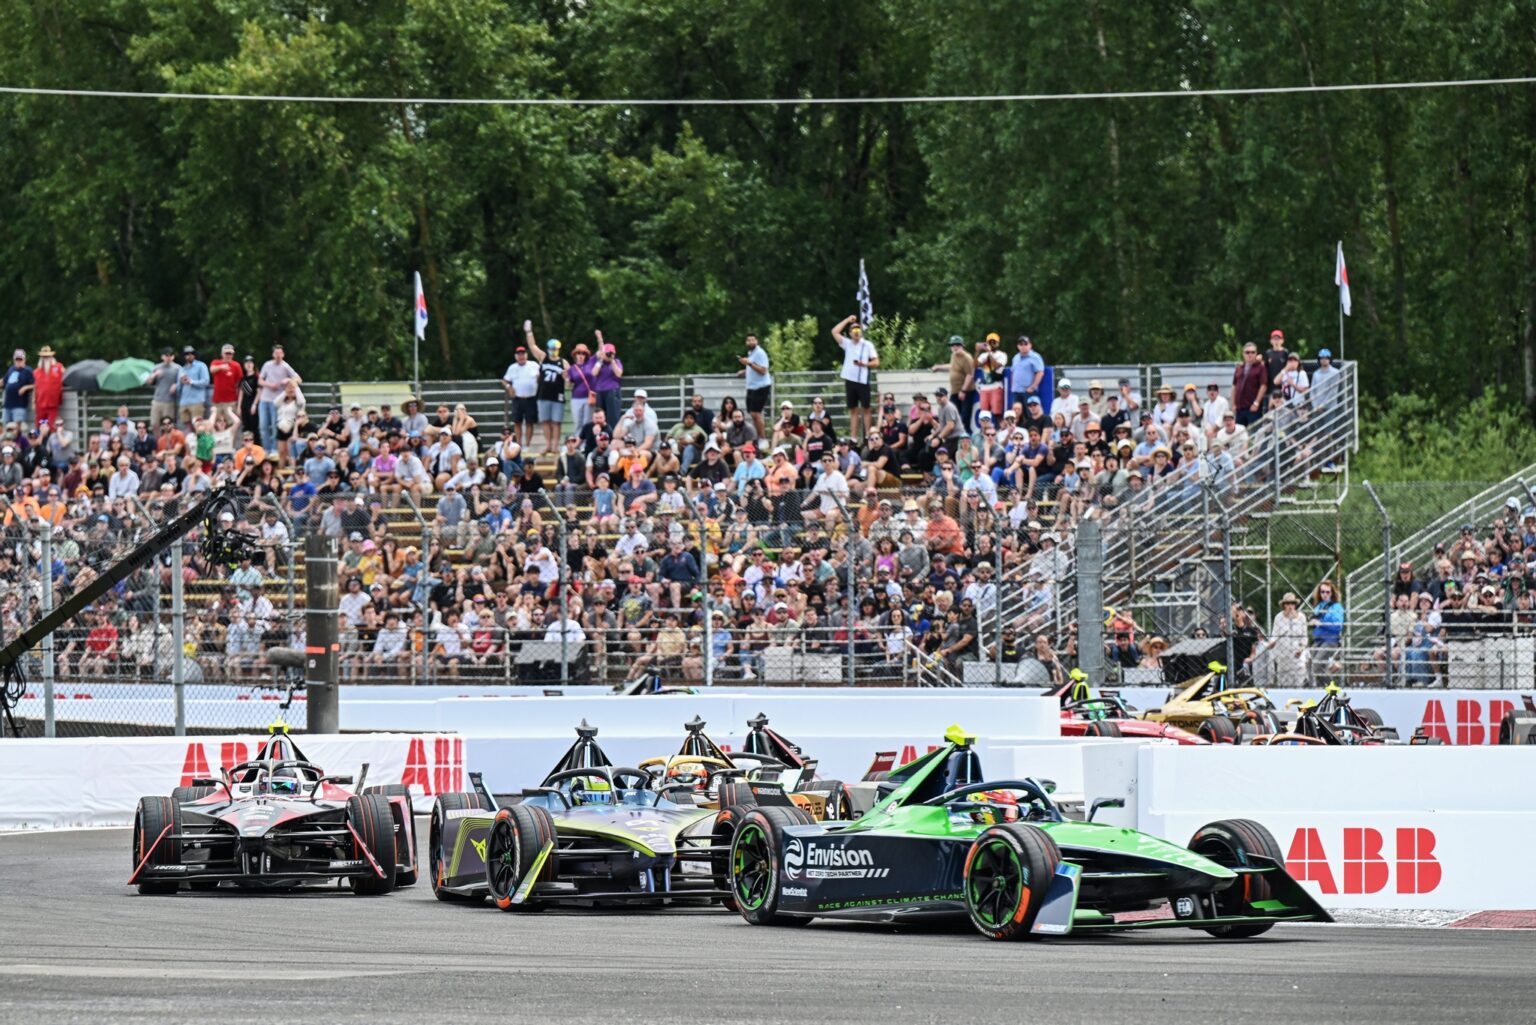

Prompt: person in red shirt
[209,343,244,425]
[80,611,119,678]
[33,346,64,428]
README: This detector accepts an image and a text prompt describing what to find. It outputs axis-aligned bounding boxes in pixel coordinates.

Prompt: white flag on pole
[414,271,429,340]
[1335,242,1352,317]
[856,259,874,327]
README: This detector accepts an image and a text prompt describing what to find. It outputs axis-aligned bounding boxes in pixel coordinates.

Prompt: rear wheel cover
[967,838,1026,929]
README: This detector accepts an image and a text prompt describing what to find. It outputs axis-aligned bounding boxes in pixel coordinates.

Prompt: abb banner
[1123,745,1536,909]
[1116,687,1532,746]
[0,733,463,830]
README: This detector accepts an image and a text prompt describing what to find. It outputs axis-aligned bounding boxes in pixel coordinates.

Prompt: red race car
[1047,678,1208,745]
[129,733,418,895]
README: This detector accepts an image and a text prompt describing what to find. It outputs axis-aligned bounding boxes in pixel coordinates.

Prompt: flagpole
[1339,300,1344,362]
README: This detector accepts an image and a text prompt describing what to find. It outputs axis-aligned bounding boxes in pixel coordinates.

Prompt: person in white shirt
[803,453,849,521]
[526,541,560,585]
[1274,353,1310,408]
[1200,382,1230,436]
[370,612,408,677]
[543,613,587,649]
[338,576,370,627]
[108,456,139,498]
[1049,379,1077,422]
[1310,349,1341,410]
[501,346,541,449]
[1211,411,1249,460]
[831,315,879,443]
[1150,385,1180,429]
[615,390,660,452]
[614,522,649,560]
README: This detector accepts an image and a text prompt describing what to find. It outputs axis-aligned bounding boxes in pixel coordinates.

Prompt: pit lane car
[726,726,1331,939]
[1049,672,1206,745]
[430,720,731,909]
[1140,663,1295,743]
[129,733,417,895]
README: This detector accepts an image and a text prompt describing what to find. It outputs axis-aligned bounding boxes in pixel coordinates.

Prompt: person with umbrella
[176,345,211,426]
[146,346,179,428]
[33,346,63,429]
[210,343,243,426]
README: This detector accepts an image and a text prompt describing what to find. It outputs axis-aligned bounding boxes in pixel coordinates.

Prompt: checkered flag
[856,259,874,327]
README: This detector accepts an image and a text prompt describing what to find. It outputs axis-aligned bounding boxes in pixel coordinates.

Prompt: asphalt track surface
[4,825,1533,1025]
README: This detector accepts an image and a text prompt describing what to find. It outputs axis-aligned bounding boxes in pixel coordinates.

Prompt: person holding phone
[591,332,625,425]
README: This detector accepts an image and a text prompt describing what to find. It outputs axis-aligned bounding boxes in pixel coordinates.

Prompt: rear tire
[486,805,558,911]
[1198,716,1238,744]
[1185,818,1282,938]
[813,780,853,821]
[729,806,815,926]
[132,796,180,895]
[347,794,399,896]
[1083,720,1122,738]
[1498,710,1536,745]
[963,823,1060,940]
[712,803,756,910]
[716,782,757,811]
[1355,707,1384,729]
[171,785,217,804]
[431,792,486,903]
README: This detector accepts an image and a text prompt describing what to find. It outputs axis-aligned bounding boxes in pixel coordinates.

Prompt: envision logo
[785,838,805,879]
[784,837,877,880]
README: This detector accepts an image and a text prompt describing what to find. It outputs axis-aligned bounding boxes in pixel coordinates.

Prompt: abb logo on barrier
[1286,827,1441,894]
[1417,698,1516,745]
[177,737,464,794]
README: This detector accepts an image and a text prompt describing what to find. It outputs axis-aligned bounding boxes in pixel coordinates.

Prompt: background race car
[129,733,416,895]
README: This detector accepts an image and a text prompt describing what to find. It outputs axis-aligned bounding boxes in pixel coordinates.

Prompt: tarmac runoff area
[2,824,1534,1025]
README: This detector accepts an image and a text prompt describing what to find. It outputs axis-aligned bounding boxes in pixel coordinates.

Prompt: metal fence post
[40,521,54,738]
[687,499,713,687]
[1075,519,1105,688]
[171,533,185,735]
[994,515,1005,686]
[1363,480,1394,689]
[535,490,569,686]
[830,495,857,689]
[1219,497,1236,679]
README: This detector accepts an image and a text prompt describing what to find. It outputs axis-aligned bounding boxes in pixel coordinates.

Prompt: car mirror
[1088,797,1125,822]
[191,777,220,787]
[321,775,353,786]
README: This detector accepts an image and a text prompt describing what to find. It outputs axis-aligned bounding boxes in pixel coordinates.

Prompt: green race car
[727,726,1332,939]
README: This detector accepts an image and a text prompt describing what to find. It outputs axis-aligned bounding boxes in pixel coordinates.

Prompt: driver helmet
[967,790,1021,826]
[265,766,301,795]
[569,775,613,806]
[666,759,711,791]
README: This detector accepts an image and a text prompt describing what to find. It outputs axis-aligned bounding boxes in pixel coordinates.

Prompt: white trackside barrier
[0,733,464,830]
[1083,744,1536,910]
[1115,686,1534,746]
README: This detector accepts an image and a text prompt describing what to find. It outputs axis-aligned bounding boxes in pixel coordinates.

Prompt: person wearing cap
[616,387,660,454]
[687,438,729,488]
[735,332,774,439]
[208,344,243,426]
[589,329,626,425]
[1049,377,1077,422]
[255,344,300,453]
[973,334,1007,423]
[516,320,568,455]
[564,337,600,438]
[1262,328,1291,383]
[145,346,180,431]
[500,335,540,449]
[931,335,976,430]
[1007,334,1044,413]
[768,400,803,453]
[1258,591,1308,688]
[1310,348,1341,410]
[731,442,765,497]
[832,314,879,443]
[30,346,62,430]
[803,451,849,522]
[1200,382,1230,436]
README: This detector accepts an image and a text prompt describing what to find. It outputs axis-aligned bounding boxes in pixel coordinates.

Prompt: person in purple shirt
[566,338,599,438]
[589,332,626,425]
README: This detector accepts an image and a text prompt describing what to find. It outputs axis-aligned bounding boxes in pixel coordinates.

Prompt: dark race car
[129,733,417,895]
[1250,684,1440,746]
[726,726,1332,940]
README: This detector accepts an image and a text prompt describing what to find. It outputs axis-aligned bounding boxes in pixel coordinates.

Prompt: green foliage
[863,314,930,371]
[1353,389,1536,483]
[762,316,819,374]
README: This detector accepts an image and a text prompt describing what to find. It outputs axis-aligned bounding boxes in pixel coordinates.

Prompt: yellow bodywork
[1140,672,1276,728]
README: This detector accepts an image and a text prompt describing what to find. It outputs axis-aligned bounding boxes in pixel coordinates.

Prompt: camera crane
[0,482,267,737]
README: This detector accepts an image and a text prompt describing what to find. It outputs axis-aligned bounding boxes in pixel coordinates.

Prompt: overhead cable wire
[0,76,1533,107]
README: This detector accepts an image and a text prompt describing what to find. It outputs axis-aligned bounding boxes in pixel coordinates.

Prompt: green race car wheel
[729,806,813,926]
[486,805,555,912]
[963,824,1058,940]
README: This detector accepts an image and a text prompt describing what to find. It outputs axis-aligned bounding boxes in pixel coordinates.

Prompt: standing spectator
[32,346,62,429]
[176,346,211,426]
[1307,580,1344,684]
[1310,349,1341,410]
[932,336,976,431]
[146,347,179,429]
[1262,329,1290,384]
[975,335,1007,422]
[737,333,772,439]
[257,344,300,453]
[590,332,626,426]
[1200,382,1229,437]
[1231,342,1268,427]
[1007,335,1044,413]
[565,339,598,439]
[209,344,243,426]
[832,315,878,443]
[273,379,307,466]
[1263,592,1308,688]
[500,342,540,449]
[519,321,568,455]
[238,354,261,440]
[1274,353,1310,409]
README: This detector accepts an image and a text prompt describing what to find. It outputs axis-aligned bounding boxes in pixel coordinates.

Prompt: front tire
[364,784,417,886]
[1083,720,1122,738]
[1198,716,1238,744]
[1185,818,1282,938]
[730,806,814,926]
[347,794,399,895]
[963,823,1059,940]
[486,805,558,911]
[132,797,180,895]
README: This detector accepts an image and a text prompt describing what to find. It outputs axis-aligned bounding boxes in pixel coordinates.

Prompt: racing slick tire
[1198,716,1239,744]
[1184,818,1283,938]
[963,823,1060,940]
[1498,709,1536,745]
[432,792,487,903]
[729,806,815,927]
[132,796,181,895]
[1355,707,1385,729]
[364,784,418,886]
[712,803,757,911]
[171,785,217,804]
[347,794,399,896]
[813,780,853,821]
[716,782,757,812]
[487,805,558,912]
[1083,721,1122,738]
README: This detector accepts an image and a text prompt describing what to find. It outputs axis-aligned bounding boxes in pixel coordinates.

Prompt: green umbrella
[96,358,157,392]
